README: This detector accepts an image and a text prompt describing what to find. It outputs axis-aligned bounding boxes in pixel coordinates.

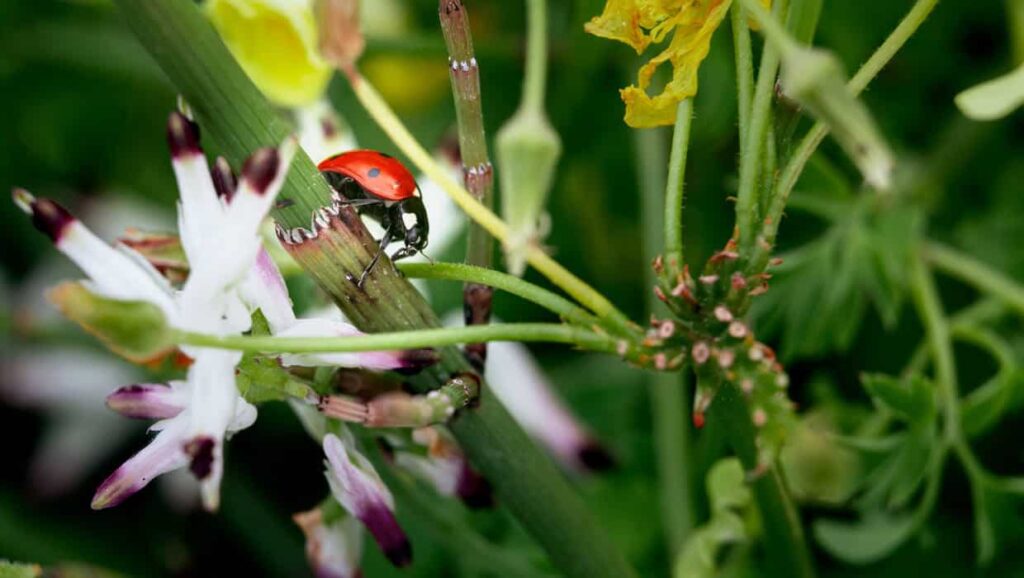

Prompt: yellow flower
[585,0,768,127]
[206,0,332,107]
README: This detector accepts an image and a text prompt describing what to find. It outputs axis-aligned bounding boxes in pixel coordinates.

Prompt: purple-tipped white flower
[106,382,188,419]
[15,111,296,510]
[323,431,411,567]
[294,508,364,578]
[486,340,614,473]
[394,427,492,508]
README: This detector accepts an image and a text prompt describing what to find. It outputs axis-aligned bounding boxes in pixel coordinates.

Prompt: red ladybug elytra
[318,150,429,286]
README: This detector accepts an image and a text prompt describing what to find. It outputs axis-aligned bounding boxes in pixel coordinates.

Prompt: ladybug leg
[357,223,394,288]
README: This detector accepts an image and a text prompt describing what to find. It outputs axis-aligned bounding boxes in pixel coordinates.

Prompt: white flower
[14,111,295,511]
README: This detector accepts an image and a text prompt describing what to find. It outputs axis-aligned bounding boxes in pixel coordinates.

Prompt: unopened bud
[780,47,894,190]
[497,108,562,276]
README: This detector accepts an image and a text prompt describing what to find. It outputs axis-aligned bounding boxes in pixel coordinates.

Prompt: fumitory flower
[294,506,365,578]
[323,430,412,567]
[585,0,769,127]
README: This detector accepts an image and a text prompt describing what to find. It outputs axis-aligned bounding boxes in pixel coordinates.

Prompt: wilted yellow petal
[206,0,332,107]
[622,0,731,127]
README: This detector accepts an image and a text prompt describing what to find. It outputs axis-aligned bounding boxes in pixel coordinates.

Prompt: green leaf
[814,512,917,564]
[673,458,752,578]
[861,373,935,426]
[962,369,1024,438]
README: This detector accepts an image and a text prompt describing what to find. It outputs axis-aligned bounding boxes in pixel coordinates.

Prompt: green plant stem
[924,242,1024,317]
[179,323,617,355]
[751,0,940,271]
[664,99,693,263]
[438,0,495,365]
[731,3,754,157]
[735,0,788,254]
[397,262,599,327]
[346,75,637,337]
[523,0,549,113]
[114,3,638,576]
[636,125,694,556]
[708,382,815,578]
[909,256,961,442]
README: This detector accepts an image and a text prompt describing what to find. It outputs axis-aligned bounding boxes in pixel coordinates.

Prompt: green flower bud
[496,107,562,276]
[48,282,175,364]
[781,47,894,190]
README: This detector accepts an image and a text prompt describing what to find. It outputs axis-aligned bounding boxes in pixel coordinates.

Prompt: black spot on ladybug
[368,167,382,178]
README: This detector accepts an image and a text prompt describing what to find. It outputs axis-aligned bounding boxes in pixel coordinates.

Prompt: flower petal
[106,382,189,419]
[955,62,1024,121]
[294,508,364,578]
[13,190,176,318]
[91,415,189,509]
[323,432,411,567]
[167,112,226,266]
[239,248,296,334]
[486,340,613,472]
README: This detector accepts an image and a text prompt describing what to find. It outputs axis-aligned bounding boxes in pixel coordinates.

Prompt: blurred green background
[2,0,1024,576]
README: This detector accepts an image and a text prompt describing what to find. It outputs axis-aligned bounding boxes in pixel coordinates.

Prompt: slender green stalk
[664,99,693,263]
[909,256,961,442]
[924,242,1024,317]
[439,0,495,367]
[752,0,940,270]
[398,262,599,327]
[735,0,788,254]
[708,382,815,578]
[180,323,618,355]
[731,3,755,156]
[114,3,638,576]
[523,0,550,113]
[347,76,637,337]
[636,126,694,556]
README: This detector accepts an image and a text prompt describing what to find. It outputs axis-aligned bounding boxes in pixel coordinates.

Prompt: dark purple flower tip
[241,148,280,195]
[456,462,494,509]
[12,189,75,243]
[184,436,216,480]
[393,348,439,375]
[211,156,238,201]
[359,503,412,567]
[577,441,616,472]
[167,111,202,158]
[106,384,183,420]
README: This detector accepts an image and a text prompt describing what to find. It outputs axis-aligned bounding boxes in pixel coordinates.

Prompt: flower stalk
[113,2,639,575]
[439,0,496,369]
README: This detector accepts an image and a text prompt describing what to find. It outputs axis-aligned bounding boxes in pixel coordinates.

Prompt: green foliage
[752,193,920,359]
[673,459,751,578]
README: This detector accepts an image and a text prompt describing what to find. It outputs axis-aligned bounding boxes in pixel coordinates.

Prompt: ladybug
[318,150,429,287]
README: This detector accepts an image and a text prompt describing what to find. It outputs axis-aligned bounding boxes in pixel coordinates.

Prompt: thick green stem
[636,126,694,556]
[439,0,495,367]
[735,0,788,254]
[398,262,599,327]
[664,99,693,264]
[924,242,1024,318]
[179,323,616,355]
[752,0,940,271]
[709,383,815,578]
[114,2,638,576]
